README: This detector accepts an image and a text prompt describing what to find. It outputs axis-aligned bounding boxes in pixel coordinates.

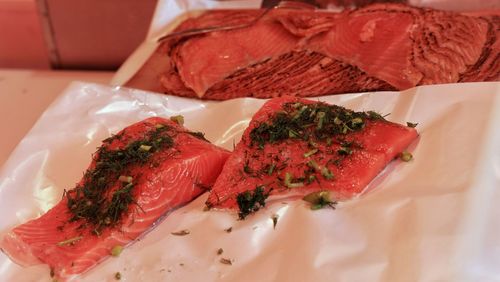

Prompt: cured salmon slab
[133,4,499,100]
[0,117,230,281]
[206,97,418,217]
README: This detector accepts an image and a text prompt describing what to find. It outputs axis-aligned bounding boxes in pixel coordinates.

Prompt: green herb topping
[307,160,320,171]
[111,245,123,257]
[65,123,174,234]
[249,102,381,149]
[56,236,83,246]
[267,163,276,175]
[407,122,418,128]
[303,148,318,158]
[302,191,337,210]
[187,131,208,141]
[171,230,190,236]
[220,258,232,265]
[284,172,304,188]
[236,186,270,219]
[400,151,413,162]
[337,146,352,156]
[170,115,184,125]
[321,167,334,180]
[271,214,279,229]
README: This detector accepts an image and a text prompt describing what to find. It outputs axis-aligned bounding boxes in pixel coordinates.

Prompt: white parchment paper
[0,82,499,281]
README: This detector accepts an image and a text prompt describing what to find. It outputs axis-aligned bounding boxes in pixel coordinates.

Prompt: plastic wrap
[0,82,499,281]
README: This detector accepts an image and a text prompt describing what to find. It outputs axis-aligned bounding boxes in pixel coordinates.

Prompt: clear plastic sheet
[0,82,499,281]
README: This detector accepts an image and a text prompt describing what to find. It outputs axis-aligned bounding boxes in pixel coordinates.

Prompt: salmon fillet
[312,7,422,89]
[206,97,418,216]
[173,19,300,97]
[0,117,230,281]
[143,4,499,100]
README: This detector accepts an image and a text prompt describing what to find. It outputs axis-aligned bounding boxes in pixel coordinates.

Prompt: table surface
[0,69,114,168]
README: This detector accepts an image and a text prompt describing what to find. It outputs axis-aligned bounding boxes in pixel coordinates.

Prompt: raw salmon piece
[459,15,500,82]
[0,117,230,281]
[206,96,418,214]
[173,19,300,97]
[345,119,420,162]
[202,50,395,100]
[311,8,423,90]
[149,5,498,100]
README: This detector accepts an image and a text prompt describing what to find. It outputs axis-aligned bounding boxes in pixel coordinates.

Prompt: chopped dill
[243,161,252,174]
[284,172,304,188]
[321,167,334,180]
[307,160,320,171]
[170,115,184,125]
[220,258,232,265]
[407,122,418,128]
[56,236,83,246]
[366,111,386,120]
[303,148,318,158]
[64,123,174,233]
[236,186,270,219]
[400,151,413,162]
[187,131,208,141]
[271,214,279,229]
[171,230,190,236]
[249,102,381,149]
[337,146,352,156]
[111,245,123,257]
[267,163,276,175]
[303,191,337,210]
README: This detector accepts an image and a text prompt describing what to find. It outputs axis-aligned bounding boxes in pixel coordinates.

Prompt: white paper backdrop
[0,82,499,281]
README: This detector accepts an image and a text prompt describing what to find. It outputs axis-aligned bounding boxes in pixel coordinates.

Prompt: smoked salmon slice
[0,117,230,281]
[206,97,418,217]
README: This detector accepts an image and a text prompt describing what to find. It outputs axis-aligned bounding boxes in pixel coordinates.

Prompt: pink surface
[0,69,113,168]
[0,0,49,69]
